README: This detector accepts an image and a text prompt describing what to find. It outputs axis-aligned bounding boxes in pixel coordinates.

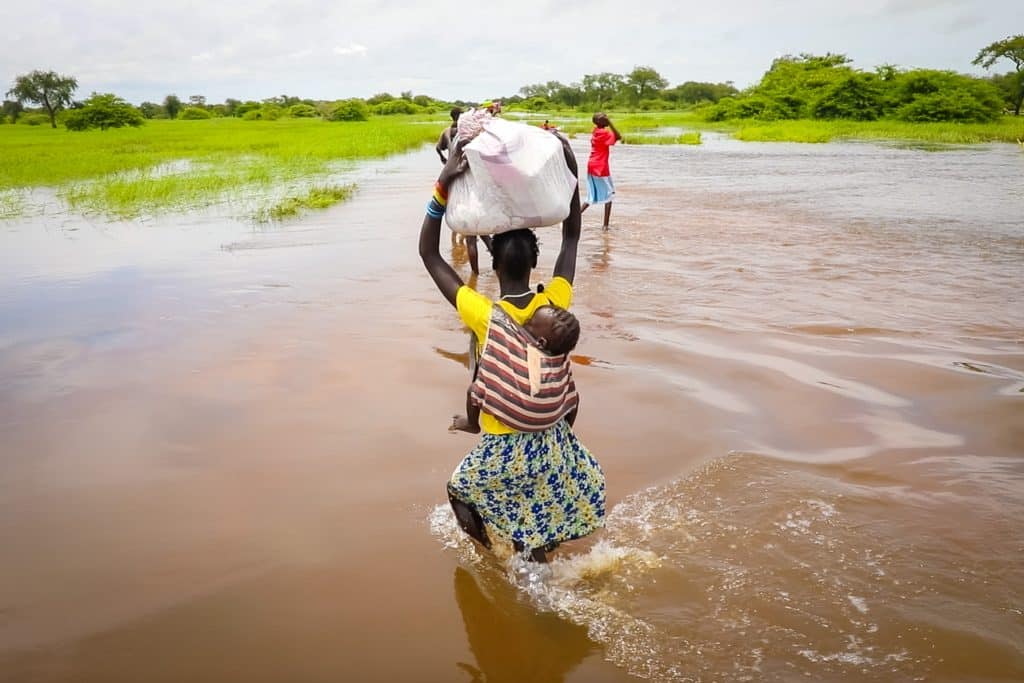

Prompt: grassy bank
[726,117,1024,144]
[0,117,438,217]
[532,110,1024,145]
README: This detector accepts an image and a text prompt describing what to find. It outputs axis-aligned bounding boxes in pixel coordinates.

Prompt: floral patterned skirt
[448,419,606,551]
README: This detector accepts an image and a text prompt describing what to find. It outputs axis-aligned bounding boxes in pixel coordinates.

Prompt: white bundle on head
[456,108,493,142]
[445,117,577,236]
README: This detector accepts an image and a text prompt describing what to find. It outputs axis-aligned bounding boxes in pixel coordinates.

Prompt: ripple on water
[431,450,1024,681]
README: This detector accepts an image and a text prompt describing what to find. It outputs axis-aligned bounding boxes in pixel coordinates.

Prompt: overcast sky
[2,1,1021,104]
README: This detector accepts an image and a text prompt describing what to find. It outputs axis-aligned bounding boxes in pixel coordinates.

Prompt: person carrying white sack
[444,109,579,237]
[419,133,605,563]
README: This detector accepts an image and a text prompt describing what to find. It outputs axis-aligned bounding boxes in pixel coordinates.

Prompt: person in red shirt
[581,112,622,229]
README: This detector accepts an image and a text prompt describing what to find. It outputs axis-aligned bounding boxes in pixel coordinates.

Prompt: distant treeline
[3,41,1021,131]
[706,53,1011,123]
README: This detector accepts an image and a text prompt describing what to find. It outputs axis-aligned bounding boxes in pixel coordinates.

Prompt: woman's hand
[437,138,469,191]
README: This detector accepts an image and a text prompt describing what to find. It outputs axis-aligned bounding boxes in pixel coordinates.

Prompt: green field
[0,117,438,218]
[3,111,1021,219]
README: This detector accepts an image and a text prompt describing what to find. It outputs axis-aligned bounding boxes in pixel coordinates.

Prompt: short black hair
[545,307,580,355]
[450,107,462,121]
[490,229,539,280]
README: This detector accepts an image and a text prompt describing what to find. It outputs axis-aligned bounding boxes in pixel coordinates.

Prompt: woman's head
[490,229,538,279]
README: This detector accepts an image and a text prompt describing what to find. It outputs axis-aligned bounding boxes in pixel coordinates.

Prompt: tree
[6,70,78,128]
[163,94,182,119]
[626,66,668,104]
[973,34,1024,115]
[582,72,625,108]
[188,94,207,108]
[64,92,144,131]
[138,101,162,119]
[2,99,24,123]
[665,81,738,104]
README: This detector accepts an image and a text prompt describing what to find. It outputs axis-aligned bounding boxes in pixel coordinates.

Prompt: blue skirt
[586,174,615,205]
[448,420,605,550]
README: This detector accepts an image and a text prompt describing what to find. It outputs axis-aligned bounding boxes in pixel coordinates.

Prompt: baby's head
[525,306,580,356]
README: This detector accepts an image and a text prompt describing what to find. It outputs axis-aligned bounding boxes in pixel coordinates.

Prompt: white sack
[445,118,577,236]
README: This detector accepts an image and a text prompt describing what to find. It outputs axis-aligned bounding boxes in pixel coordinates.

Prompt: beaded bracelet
[432,181,448,207]
[426,198,445,219]
[426,181,448,219]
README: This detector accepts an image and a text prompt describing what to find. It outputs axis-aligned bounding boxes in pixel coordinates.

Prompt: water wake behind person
[419,137,605,563]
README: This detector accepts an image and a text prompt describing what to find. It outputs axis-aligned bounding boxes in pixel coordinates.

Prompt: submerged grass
[0,118,438,217]
[256,184,356,222]
[630,131,702,145]
[0,189,26,219]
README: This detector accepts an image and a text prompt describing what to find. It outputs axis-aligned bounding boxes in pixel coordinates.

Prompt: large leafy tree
[163,94,182,119]
[6,70,78,128]
[626,66,668,104]
[973,34,1024,115]
[581,72,625,108]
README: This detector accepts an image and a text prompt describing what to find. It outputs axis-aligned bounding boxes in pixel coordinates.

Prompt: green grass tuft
[629,131,702,145]
[256,184,356,222]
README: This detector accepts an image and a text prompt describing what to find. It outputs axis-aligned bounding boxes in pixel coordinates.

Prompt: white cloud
[2,0,1021,103]
[333,44,368,57]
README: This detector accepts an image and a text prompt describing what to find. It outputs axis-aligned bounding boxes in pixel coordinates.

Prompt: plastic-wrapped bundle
[456,107,493,142]
[445,117,577,236]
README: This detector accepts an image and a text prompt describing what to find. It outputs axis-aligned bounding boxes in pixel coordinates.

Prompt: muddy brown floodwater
[1,135,1022,682]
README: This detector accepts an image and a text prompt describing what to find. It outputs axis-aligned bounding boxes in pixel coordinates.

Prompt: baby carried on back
[450,304,581,434]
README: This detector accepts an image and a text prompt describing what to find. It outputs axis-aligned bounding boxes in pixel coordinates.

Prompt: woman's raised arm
[553,135,582,284]
[419,140,469,307]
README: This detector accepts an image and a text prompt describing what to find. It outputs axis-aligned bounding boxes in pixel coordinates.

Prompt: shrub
[895,91,1000,122]
[64,92,145,131]
[329,99,369,121]
[19,113,50,126]
[372,99,419,115]
[811,74,885,120]
[260,105,283,120]
[706,94,796,121]
[178,107,212,120]
[287,103,319,118]
[889,70,1003,122]
[639,98,675,111]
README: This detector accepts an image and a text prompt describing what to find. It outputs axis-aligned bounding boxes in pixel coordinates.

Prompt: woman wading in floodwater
[418,137,605,562]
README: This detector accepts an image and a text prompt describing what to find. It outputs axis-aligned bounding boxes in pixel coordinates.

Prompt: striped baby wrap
[470,306,578,432]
